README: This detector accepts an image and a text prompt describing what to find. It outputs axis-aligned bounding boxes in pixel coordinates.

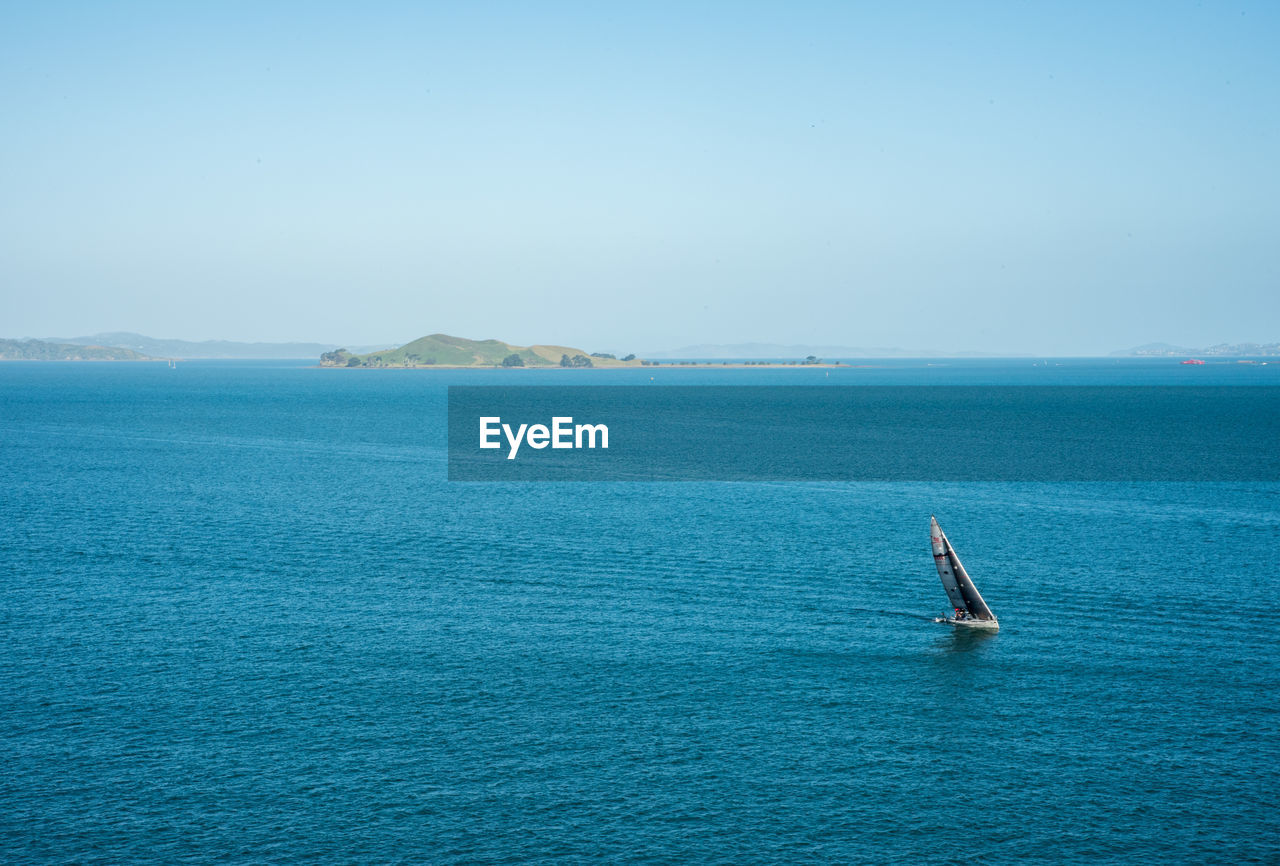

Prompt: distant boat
[930,516,999,630]
[1181,358,1205,365]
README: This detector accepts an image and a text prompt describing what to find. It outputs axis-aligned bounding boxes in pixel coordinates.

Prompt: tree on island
[502,353,524,367]
[346,356,362,367]
[622,354,636,361]
[560,353,593,368]
[590,352,616,359]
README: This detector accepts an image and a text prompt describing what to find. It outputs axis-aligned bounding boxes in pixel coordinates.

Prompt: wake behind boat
[930,516,999,630]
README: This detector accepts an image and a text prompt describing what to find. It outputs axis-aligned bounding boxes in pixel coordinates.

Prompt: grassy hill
[321,334,644,368]
[0,338,152,361]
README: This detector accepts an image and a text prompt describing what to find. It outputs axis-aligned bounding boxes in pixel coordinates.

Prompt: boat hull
[934,616,1000,630]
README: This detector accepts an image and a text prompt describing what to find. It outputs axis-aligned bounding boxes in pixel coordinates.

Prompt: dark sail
[948,544,995,620]
[930,516,997,622]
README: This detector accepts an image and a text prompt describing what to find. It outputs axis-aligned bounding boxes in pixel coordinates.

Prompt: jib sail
[930,516,996,621]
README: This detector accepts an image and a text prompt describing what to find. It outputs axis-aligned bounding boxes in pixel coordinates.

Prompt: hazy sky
[2,2,1277,354]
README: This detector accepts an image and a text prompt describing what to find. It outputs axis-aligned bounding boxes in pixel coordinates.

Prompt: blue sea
[2,359,1278,863]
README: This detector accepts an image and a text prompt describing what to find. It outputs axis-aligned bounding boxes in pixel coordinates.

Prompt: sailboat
[930,516,999,630]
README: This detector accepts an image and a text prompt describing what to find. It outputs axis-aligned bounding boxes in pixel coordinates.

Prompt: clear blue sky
[2,1,1277,354]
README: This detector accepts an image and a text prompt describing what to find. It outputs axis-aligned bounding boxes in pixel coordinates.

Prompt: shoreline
[314,362,854,370]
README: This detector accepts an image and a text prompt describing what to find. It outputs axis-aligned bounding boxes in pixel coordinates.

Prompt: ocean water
[1,359,1278,863]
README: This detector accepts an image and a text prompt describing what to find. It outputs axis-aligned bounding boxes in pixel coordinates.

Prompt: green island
[320,334,645,368]
[0,338,152,361]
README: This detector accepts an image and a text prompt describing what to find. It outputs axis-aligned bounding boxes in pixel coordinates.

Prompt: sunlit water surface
[2,359,1277,862]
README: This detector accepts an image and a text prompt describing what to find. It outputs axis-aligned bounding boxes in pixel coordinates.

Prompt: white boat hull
[934,616,1000,630]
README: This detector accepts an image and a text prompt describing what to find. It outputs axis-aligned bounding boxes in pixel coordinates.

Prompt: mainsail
[930,516,996,622]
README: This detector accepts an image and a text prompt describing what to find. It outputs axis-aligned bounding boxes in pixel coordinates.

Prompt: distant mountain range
[322,333,643,368]
[651,341,1280,359]
[642,343,1000,359]
[49,332,390,359]
[1112,342,1280,357]
[12,331,1278,362]
[0,338,151,361]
